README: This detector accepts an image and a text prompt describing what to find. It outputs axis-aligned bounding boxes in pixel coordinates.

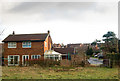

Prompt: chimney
[48,30,50,34]
[12,31,15,35]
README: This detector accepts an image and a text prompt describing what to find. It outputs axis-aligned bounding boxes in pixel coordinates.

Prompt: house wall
[44,35,52,52]
[3,41,44,65]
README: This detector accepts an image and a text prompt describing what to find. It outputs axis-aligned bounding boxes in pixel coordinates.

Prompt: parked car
[98,54,103,59]
[94,54,98,57]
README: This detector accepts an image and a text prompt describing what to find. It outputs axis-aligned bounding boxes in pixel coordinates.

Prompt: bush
[106,53,120,67]
[81,61,85,67]
[86,48,93,56]
[26,59,60,67]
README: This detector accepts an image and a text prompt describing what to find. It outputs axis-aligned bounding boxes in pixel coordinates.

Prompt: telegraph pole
[117,39,119,54]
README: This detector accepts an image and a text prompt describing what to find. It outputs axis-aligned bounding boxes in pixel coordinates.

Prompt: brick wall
[3,41,44,65]
[60,54,88,67]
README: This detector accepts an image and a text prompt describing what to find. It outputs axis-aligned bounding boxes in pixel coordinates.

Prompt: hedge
[26,59,60,67]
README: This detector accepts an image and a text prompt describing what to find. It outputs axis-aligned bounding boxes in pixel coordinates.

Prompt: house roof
[53,43,61,48]
[54,48,74,54]
[2,33,48,42]
[44,50,61,55]
[67,43,82,48]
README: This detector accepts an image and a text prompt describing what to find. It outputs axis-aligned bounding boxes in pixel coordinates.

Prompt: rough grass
[2,66,118,79]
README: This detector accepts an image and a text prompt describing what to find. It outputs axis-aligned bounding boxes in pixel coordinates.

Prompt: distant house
[67,43,82,48]
[54,48,75,59]
[53,43,61,48]
[2,30,52,66]
[67,43,92,54]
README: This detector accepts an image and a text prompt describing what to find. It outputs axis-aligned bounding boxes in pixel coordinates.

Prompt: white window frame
[8,55,19,66]
[31,55,41,59]
[45,42,47,47]
[22,55,29,65]
[8,42,17,48]
[44,54,62,61]
[22,41,31,48]
[44,55,50,59]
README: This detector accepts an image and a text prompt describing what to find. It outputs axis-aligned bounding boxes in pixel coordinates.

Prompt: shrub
[86,48,93,56]
[81,61,85,67]
[105,53,120,67]
[26,58,60,67]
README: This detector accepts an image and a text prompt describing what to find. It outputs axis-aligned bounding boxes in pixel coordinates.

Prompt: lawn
[2,66,118,79]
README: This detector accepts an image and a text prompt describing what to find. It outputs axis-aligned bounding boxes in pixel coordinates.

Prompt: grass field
[2,66,118,79]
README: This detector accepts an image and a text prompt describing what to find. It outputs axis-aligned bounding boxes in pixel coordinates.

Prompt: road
[88,57,103,66]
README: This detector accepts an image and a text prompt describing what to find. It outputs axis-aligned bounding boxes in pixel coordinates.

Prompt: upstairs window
[22,42,31,48]
[8,42,16,48]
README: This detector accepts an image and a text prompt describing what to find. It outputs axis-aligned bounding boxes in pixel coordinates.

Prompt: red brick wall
[3,41,44,65]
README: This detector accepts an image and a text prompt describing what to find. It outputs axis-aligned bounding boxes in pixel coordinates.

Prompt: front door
[22,55,29,66]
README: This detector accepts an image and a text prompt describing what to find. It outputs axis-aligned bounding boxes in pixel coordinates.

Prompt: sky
[0,1,118,44]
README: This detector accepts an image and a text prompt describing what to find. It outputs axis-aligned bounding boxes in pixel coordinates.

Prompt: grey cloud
[8,2,97,20]
[4,2,115,22]
[9,2,96,13]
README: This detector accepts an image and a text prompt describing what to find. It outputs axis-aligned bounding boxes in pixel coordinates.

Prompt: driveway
[88,57,103,66]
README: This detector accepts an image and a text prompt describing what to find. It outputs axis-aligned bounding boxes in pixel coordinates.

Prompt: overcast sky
[0,1,118,44]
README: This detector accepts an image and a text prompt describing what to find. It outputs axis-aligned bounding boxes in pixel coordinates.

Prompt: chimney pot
[48,30,50,34]
[12,31,15,35]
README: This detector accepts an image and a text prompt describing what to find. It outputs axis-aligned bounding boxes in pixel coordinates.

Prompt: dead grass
[2,66,118,79]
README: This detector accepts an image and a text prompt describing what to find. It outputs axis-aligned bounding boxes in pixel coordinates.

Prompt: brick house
[2,30,52,66]
[53,43,61,48]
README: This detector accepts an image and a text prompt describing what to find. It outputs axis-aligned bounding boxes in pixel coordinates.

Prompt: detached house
[2,30,52,66]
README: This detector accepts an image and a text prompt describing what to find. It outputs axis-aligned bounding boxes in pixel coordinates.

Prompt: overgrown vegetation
[86,47,93,56]
[2,66,118,79]
[105,53,120,67]
[26,59,60,67]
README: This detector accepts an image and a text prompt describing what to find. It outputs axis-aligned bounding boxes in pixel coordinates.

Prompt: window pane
[14,56,18,64]
[22,42,31,48]
[26,56,28,60]
[10,59,14,64]
[32,55,34,59]
[10,56,13,59]
[8,42,16,48]
[35,55,37,59]
[38,56,40,59]
[9,56,14,64]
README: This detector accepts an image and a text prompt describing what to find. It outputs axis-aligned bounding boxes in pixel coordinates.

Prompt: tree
[102,31,118,53]
[91,39,101,54]
[86,46,93,56]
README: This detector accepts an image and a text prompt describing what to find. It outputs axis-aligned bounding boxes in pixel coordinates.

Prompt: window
[45,42,47,47]
[8,55,19,65]
[8,42,16,48]
[22,42,31,48]
[55,55,59,60]
[44,55,61,61]
[44,55,49,59]
[31,55,41,59]
[22,55,29,65]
